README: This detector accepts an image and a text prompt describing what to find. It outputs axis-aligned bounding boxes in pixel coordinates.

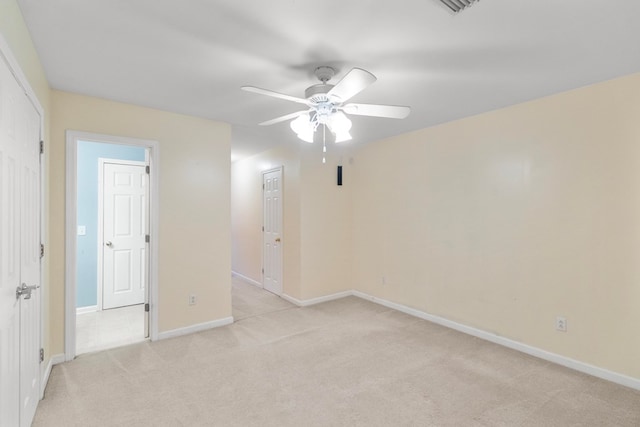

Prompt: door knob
[16,283,39,300]
[105,241,113,247]
[275,238,281,242]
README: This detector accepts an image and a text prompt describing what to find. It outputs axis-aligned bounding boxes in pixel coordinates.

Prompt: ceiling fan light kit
[290,113,314,142]
[290,108,353,143]
[242,66,410,161]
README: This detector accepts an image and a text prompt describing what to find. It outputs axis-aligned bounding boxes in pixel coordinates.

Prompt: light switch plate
[77,225,86,236]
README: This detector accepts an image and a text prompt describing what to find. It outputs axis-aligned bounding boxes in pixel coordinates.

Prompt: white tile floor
[76,304,146,355]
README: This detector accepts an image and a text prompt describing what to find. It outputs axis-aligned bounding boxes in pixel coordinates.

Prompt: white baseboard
[232,271,262,288]
[76,305,98,315]
[41,353,65,398]
[157,316,234,341]
[352,290,640,391]
[282,291,353,307]
[51,353,65,365]
[280,294,302,306]
[50,284,640,391]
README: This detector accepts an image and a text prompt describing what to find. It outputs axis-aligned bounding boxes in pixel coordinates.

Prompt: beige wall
[0,0,52,364]
[231,144,302,298]
[1,0,233,358]
[51,91,232,351]
[299,144,353,299]
[7,0,638,384]
[232,141,353,300]
[351,73,640,379]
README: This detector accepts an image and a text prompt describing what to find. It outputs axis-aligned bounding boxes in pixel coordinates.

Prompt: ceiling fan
[241,66,411,145]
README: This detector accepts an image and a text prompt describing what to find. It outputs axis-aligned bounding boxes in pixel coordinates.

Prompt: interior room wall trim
[157,317,234,341]
[284,289,640,391]
[43,286,640,392]
[231,271,262,288]
[281,291,353,307]
[76,305,97,315]
[41,354,65,398]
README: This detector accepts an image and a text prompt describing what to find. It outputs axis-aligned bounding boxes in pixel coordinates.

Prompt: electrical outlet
[189,294,197,306]
[556,316,567,332]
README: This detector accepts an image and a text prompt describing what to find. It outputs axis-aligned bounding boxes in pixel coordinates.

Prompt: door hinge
[144,303,150,312]
[39,348,44,363]
[262,226,264,232]
[145,234,150,243]
[262,268,264,274]
[145,165,150,174]
[262,184,265,190]
[40,243,44,258]
[39,140,44,154]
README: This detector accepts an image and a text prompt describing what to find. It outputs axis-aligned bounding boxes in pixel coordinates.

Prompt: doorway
[65,132,159,360]
[76,144,147,355]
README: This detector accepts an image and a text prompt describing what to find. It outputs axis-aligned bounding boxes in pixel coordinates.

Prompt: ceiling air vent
[438,0,480,13]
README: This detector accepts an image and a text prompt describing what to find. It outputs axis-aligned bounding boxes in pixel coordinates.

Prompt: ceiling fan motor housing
[305,84,335,102]
[314,66,335,83]
[305,84,338,124]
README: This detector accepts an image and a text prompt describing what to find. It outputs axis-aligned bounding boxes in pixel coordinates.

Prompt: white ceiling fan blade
[259,110,308,126]
[342,103,411,119]
[242,86,310,105]
[327,68,377,102]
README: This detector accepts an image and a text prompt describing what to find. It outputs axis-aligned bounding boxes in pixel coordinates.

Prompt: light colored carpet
[231,276,294,321]
[34,278,640,426]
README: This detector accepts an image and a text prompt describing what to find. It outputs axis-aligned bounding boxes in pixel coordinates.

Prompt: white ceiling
[17,0,640,161]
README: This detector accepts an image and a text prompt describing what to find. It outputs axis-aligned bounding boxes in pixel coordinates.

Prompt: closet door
[0,50,22,427]
[18,83,41,427]
[0,49,41,427]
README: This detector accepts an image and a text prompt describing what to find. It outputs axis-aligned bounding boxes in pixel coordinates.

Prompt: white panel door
[0,54,22,427]
[18,85,41,427]
[263,168,283,295]
[0,50,41,427]
[102,162,146,309]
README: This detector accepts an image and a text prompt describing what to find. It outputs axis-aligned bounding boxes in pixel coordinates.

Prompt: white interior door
[18,87,41,427]
[0,50,41,427]
[102,161,147,310]
[263,168,283,295]
[0,57,22,427]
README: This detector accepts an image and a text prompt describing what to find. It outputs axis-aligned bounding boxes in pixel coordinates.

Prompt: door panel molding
[262,166,283,295]
[65,131,159,361]
[97,159,147,311]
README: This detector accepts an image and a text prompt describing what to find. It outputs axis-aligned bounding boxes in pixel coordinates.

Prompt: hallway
[231,275,293,321]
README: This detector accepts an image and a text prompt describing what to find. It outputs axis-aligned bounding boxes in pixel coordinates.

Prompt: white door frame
[262,166,283,295]
[97,158,147,311]
[0,34,46,402]
[65,131,160,361]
